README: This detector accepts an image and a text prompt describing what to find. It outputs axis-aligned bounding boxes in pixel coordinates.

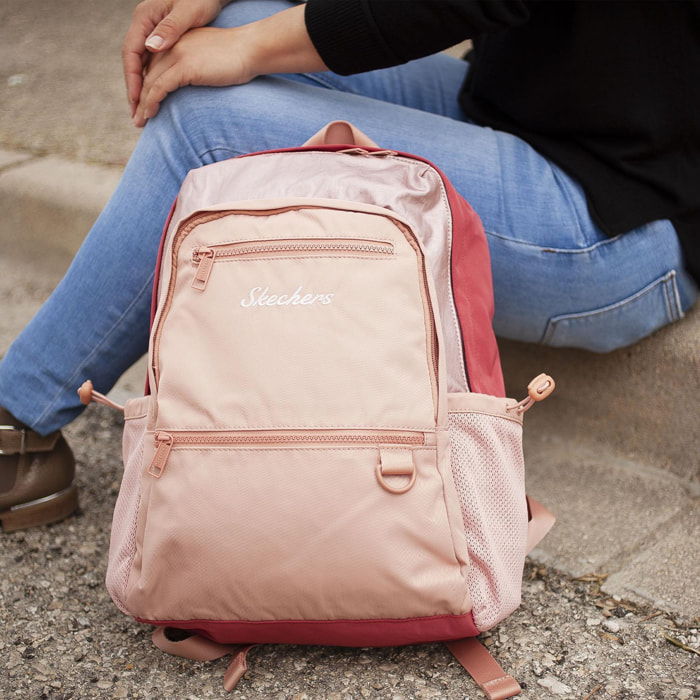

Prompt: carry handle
[526,495,556,554]
[303,120,379,148]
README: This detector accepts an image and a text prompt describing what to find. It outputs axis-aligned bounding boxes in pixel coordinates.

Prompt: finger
[144,7,200,53]
[123,4,164,113]
[123,40,146,114]
[123,50,150,117]
[134,59,186,127]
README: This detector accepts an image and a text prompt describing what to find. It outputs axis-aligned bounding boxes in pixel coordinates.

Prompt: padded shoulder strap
[152,627,256,692]
[445,637,521,699]
[526,495,556,554]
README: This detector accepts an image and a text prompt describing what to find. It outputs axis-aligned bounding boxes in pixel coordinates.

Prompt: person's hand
[131,5,328,128]
[123,0,226,118]
[132,26,254,127]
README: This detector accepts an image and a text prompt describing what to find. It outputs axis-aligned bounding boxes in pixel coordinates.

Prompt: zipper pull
[337,148,397,157]
[508,373,555,415]
[337,147,369,155]
[147,432,173,478]
[77,379,125,413]
[192,248,215,291]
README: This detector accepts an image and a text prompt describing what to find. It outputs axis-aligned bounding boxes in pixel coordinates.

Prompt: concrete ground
[1,1,698,698]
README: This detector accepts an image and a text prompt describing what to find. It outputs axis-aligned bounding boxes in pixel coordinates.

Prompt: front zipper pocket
[150,199,442,433]
[126,434,471,626]
[191,237,395,291]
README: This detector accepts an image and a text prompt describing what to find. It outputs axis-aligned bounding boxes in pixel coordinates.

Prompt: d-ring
[375,462,417,494]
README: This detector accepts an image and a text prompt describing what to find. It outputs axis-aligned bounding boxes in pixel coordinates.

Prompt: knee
[144,85,247,165]
[149,78,303,164]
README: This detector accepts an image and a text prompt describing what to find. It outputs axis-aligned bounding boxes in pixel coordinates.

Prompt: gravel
[1,405,698,699]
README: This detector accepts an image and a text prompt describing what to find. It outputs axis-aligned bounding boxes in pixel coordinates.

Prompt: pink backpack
[81,122,555,699]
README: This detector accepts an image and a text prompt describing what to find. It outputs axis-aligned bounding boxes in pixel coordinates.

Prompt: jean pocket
[542,270,684,352]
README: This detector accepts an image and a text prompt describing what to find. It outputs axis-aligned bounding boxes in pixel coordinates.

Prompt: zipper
[391,219,440,415]
[147,429,430,479]
[191,237,395,292]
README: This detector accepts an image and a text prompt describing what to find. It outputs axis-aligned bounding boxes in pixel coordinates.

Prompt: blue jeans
[1,0,696,434]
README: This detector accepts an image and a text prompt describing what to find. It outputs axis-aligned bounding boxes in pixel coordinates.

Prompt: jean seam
[35,272,156,428]
[663,270,684,322]
[484,227,625,254]
[297,71,359,93]
[198,147,244,161]
[662,272,674,321]
[548,163,587,246]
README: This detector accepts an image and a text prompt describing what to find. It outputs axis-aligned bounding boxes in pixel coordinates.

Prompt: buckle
[0,425,26,455]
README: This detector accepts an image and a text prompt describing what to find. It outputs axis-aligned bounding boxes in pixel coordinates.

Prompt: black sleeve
[304,0,530,75]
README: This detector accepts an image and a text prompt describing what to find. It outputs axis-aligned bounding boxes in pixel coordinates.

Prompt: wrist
[243,5,328,79]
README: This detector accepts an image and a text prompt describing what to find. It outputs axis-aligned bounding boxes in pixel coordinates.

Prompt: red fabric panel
[137,612,479,648]
[440,174,505,397]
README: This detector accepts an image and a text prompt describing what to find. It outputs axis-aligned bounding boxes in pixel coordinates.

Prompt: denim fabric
[0,0,696,433]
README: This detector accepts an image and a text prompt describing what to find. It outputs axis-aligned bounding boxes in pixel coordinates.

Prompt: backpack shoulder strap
[445,637,521,699]
[151,627,256,692]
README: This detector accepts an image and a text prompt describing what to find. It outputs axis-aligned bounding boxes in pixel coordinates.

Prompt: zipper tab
[337,148,397,157]
[147,432,174,478]
[507,374,556,415]
[192,248,215,291]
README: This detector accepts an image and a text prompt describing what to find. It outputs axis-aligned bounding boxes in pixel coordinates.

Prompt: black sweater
[305,0,700,282]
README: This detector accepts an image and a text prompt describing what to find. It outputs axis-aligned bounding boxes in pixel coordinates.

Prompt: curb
[0,149,123,276]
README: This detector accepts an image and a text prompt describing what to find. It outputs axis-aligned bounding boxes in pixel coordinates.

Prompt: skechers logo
[240,286,335,308]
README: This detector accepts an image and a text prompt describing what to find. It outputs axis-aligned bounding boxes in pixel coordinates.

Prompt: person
[1,0,698,531]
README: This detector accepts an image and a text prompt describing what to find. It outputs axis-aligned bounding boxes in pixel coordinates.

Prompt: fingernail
[145,34,164,50]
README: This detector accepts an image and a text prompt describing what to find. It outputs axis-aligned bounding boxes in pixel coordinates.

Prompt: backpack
[80,121,555,699]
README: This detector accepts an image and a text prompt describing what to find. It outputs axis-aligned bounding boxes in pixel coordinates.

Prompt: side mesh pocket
[106,395,151,614]
[447,393,528,631]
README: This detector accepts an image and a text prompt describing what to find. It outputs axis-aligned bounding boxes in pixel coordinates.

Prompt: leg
[0,117,194,434]
[156,76,697,354]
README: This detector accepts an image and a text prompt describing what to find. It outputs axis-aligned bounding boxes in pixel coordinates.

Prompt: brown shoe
[0,408,79,532]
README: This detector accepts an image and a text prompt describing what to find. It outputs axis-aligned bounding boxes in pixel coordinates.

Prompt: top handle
[303,120,380,149]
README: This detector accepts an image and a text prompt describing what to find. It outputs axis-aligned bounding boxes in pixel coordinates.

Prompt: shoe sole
[0,484,79,532]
